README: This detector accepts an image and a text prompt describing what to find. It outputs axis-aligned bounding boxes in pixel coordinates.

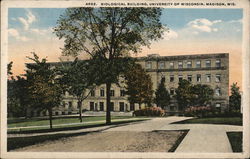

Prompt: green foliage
[229,82,241,112]
[8,61,13,76]
[133,106,165,117]
[154,78,170,109]
[124,63,154,108]
[25,52,64,128]
[7,76,29,117]
[175,80,214,111]
[54,8,165,124]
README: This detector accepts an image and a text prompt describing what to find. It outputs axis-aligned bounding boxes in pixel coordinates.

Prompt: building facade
[30,53,229,117]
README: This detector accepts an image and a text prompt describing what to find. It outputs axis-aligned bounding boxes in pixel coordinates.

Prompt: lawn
[8,116,149,133]
[8,116,135,128]
[172,117,242,126]
[227,132,242,152]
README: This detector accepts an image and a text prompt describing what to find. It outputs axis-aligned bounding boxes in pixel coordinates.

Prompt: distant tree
[7,61,13,77]
[7,76,30,117]
[57,58,96,122]
[25,52,63,129]
[124,63,153,109]
[229,82,241,112]
[154,78,170,109]
[191,84,214,106]
[175,79,194,111]
[54,7,165,124]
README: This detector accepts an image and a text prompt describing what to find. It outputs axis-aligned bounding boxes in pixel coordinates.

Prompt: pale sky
[8,8,243,88]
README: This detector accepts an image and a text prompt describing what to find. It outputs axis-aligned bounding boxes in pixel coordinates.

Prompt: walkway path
[8,117,243,153]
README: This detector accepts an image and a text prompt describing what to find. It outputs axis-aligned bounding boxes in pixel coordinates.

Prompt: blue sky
[8,8,243,87]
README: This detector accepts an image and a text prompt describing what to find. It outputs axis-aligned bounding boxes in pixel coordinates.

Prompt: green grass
[8,116,135,128]
[227,132,242,152]
[172,117,242,126]
[8,117,149,134]
[8,119,147,151]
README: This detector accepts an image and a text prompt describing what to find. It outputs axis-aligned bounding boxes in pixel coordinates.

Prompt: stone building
[28,53,229,117]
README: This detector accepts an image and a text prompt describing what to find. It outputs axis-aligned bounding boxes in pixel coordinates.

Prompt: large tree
[154,78,170,109]
[191,84,214,106]
[175,79,194,111]
[229,82,241,112]
[26,53,63,129]
[57,58,96,122]
[54,8,164,124]
[123,63,154,109]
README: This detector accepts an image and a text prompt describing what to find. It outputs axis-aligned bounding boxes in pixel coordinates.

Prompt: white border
[1,0,249,158]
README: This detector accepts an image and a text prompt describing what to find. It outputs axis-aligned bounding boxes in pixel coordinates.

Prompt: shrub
[133,106,165,117]
[184,106,212,118]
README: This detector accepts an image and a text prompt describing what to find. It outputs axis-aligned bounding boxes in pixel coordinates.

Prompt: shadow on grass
[8,119,148,134]
[227,132,242,152]
[171,117,242,126]
[8,119,149,151]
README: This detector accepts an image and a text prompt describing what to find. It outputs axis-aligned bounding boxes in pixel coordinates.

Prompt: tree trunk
[78,101,83,122]
[139,103,141,110]
[48,107,53,129]
[106,82,111,125]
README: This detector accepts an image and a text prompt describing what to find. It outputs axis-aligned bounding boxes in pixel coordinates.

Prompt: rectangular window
[146,62,152,69]
[206,60,211,68]
[206,74,211,82]
[68,101,72,108]
[100,89,105,97]
[216,59,221,67]
[90,102,94,111]
[120,90,125,97]
[110,90,115,96]
[130,103,135,111]
[158,61,165,69]
[187,75,192,82]
[178,75,183,82]
[215,74,221,82]
[215,88,221,96]
[187,61,192,68]
[119,102,125,111]
[90,90,95,96]
[99,102,104,111]
[197,74,201,82]
[110,102,114,111]
[170,89,175,95]
[169,62,174,69]
[170,75,174,82]
[178,61,183,68]
[196,61,201,68]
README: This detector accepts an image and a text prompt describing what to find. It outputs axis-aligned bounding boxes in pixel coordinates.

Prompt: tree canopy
[229,82,241,112]
[154,78,170,109]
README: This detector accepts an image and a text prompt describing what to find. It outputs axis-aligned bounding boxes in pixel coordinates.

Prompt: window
[178,61,183,68]
[196,61,201,68]
[68,101,72,108]
[215,74,221,82]
[119,102,125,111]
[187,61,192,68]
[170,88,175,95]
[99,102,104,111]
[158,62,165,69]
[90,90,95,96]
[187,75,192,82]
[206,60,211,68]
[110,102,114,111]
[197,74,201,82]
[206,74,211,82]
[161,77,165,82]
[55,112,59,116]
[170,75,174,82]
[216,59,221,67]
[178,75,183,82]
[215,88,221,96]
[169,62,174,69]
[146,62,152,69]
[216,103,221,108]
[90,102,94,111]
[130,103,135,111]
[100,89,105,97]
[120,90,125,97]
[110,90,115,96]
